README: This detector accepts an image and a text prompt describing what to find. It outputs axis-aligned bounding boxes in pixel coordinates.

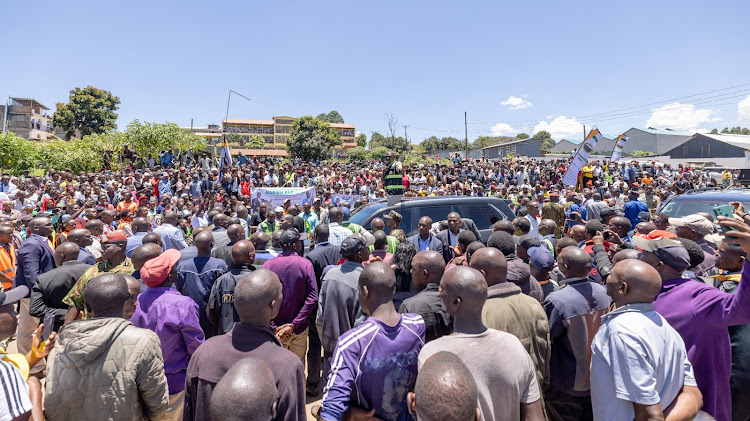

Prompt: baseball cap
[632,231,690,272]
[638,211,651,222]
[274,206,284,213]
[102,230,128,243]
[279,228,306,246]
[0,285,29,306]
[140,249,181,288]
[528,247,554,270]
[518,234,541,251]
[383,210,402,222]
[340,233,375,257]
[668,214,714,236]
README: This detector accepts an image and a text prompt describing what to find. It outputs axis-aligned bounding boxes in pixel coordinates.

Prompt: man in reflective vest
[0,225,16,291]
[382,151,404,206]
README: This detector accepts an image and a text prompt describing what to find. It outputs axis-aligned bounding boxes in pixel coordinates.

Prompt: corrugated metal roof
[330,123,355,128]
[701,133,750,150]
[480,138,539,150]
[223,119,274,125]
[628,127,695,136]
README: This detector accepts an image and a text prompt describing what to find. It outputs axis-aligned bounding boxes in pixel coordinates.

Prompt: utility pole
[583,125,586,141]
[403,125,408,145]
[465,111,469,157]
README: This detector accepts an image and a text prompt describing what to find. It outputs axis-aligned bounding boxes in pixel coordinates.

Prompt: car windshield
[349,203,386,225]
[660,199,750,218]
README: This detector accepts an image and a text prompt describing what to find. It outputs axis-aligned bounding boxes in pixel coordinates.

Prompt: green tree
[472,136,501,150]
[370,132,386,149]
[248,135,266,149]
[743,128,750,135]
[286,115,342,161]
[631,150,653,157]
[540,138,555,152]
[123,120,205,159]
[710,128,719,134]
[355,133,367,148]
[369,147,391,161]
[0,132,39,175]
[226,133,245,147]
[381,136,411,154]
[347,147,369,162]
[721,127,730,134]
[533,130,551,140]
[53,86,120,139]
[316,111,345,124]
[516,133,530,140]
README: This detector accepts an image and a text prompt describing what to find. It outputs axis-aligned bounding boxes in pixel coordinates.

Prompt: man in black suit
[436,212,465,263]
[304,224,341,396]
[408,216,445,256]
[460,218,483,243]
[30,242,91,332]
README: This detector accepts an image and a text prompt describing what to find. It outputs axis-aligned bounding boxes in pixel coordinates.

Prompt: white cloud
[532,116,584,140]
[739,94,750,123]
[501,96,533,110]
[491,123,518,136]
[645,102,720,132]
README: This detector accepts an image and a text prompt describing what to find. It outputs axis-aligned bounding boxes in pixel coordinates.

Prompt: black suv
[348,197,515,242]
[657,187,750,218]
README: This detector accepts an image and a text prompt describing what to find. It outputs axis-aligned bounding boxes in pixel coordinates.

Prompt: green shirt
[63,258,135,312]
[259,220,280,236]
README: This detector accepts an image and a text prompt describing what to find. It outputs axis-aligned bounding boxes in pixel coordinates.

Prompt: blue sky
[3,0,750,142]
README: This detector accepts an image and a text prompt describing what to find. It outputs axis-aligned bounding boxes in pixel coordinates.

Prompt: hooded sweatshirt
[44,317,168,421]
[505,253,544,303]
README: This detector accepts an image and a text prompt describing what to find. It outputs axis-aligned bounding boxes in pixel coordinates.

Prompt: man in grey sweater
[316,233,372,385]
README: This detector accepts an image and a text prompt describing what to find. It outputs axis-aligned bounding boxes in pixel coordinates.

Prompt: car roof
[670,188,750,201]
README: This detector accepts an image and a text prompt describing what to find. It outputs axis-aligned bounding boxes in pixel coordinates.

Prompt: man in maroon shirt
[262,228,317,362]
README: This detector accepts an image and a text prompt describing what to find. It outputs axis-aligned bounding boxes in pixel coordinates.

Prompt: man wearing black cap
[316,233,372,388]
[262,228,317,363]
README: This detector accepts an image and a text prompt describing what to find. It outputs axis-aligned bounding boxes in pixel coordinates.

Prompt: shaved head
[411,352,478,421]
[468,247,507,286]
[607,260,663,307]
[210,358,277,421]
[194,231,214,253]
[227,224,246,243]
[359,261,397,297]
[411,251,446,288]
[213,213,230,228]
[558,246,591,279]
[611,249,640,265]
[131,243,163,271]
[67,229,93,247]
[131,217,150,233]
[83,273,129,318]
[55,242,80,266]
[328,207,343,223]
[231,240,256,265]
[142,232,162,247]
[440,266,487,318]
[235,269,282,322]
[371,218,385,231]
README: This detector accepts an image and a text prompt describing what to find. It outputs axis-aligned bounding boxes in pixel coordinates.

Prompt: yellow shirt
[0,346,29,380]
[582,166,593,178]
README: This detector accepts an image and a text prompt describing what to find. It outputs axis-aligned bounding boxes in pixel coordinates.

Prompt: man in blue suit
[14,216,56,374]
[408,216,445,255]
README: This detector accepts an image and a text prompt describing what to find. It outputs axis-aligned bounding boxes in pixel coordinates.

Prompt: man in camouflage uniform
[541,192,565,238]
[63,230,134,321]
[641,185,661,215]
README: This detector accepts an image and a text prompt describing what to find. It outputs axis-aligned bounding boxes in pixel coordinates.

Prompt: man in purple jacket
[263,228,318,362]
[320,262,425,421]
[635,223,750,421]
[131,249,204,421]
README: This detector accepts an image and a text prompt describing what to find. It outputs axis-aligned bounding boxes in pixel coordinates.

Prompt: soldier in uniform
[382,151,404,206]
[541,192,565,238]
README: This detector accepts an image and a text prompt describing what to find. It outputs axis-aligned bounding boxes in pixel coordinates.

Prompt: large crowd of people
[0,151,748,421]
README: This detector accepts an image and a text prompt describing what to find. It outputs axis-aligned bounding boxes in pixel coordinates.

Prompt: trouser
[306,314,322,393]
[322,353,334,390]
[543,385,592,421]
[17,298,45,374]
[160,391,184,421]
[280,327,308,364]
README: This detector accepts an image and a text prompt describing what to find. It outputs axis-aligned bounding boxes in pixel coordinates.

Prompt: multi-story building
[0,97,60,140]
[184,123,222,145]
[222,116,356,150]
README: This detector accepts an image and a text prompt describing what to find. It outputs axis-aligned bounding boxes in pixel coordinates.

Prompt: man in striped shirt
[320,262,425,421]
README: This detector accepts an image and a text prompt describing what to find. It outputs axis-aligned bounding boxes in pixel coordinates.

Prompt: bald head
[142,232,162,248]
[411,352,479,421]
[570,225,586,243]
[67,229,93,247]
[359,261,397,300]
[213,213,230,228]
[131,243,163,271]
[227,224,246,243]
[210,358,277,421]
[251,231,270,250]
[328,207,343,223]
[164,211,179,225]
[131,217,150,233]
[611,249,640,265]
[55,242,80,266]
[440,266,487,318]
[231,240,256,265]
[468,247,507,286]
[83,273,129,318]
[235,269,282,322]
[411,251,446,288]
[558,247,592,279]
[608,260,663,307]
[371,218,385,232]
[194,231,214,253]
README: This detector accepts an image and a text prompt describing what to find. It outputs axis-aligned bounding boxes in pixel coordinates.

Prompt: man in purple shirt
[130,248,204,421]
[262,228,318,362]
[635,224,750,421]
[320,261,425,421]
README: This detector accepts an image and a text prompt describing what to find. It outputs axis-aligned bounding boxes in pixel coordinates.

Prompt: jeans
[280,327,308,363]
[307,314,322,393]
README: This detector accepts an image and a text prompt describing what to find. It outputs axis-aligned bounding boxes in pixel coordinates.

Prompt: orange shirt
[117,201,138,213]
[0,244,16,290]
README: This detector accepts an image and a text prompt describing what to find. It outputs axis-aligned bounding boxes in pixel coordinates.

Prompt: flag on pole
[609,133,628,163]
[562,128,603,186]
[219,137,233,181]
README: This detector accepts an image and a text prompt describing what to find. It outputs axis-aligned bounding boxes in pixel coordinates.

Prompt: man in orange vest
[0,224,16,291]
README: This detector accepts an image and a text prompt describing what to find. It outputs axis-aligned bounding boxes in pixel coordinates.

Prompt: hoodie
[505,253,544,303]
[44,317,168,421]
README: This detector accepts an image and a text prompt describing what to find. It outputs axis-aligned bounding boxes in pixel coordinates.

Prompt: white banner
[610,134,628,163]
[563,128,603,186]
[331,194,366,207]
[250,187,316,211]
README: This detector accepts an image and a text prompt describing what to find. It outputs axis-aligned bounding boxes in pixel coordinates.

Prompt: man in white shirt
[591,260,703,421]
[263,169,279,186]
[0,174,17,199]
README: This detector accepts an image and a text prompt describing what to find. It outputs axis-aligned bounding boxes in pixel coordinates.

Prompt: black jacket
[30,260,92,331]
[398,283,452,342]
[305,242,341,287]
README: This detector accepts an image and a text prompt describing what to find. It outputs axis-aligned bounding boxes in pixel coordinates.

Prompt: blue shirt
[418,236,431,252]
[623,200,649,229]
[176,257,228,337]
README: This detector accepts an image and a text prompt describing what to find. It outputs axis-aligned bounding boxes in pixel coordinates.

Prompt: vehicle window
[463,204,503,230]
[660,199,750,218]
[415,205,460,226]
[349,203,385,226]
[366,207,414,237]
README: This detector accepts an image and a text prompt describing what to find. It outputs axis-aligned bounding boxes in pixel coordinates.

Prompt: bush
[347,147,369,162]
[631,150,653,157]
[0,132,39,175]
[369,147,391,161]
